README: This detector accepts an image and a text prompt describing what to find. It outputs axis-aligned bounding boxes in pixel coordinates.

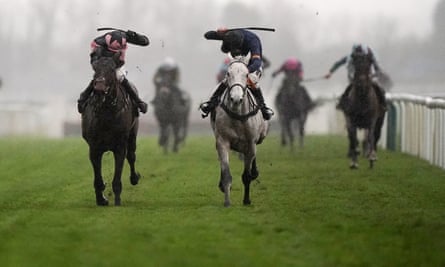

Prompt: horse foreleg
[112,147,127,206]
[216,139,232,207]
[127,130,140,186]
[347,124,359,169]
[158,123,169,153]
[172,123,180,153]
[242,146,257,205]
[90,148,108,206]
[367,124,378,168]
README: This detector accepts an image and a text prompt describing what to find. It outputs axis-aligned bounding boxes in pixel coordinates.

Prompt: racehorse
[210,56,269,207]
[342,52,386,169]
[274,75,315,149]
[81,53,141,206]
[152,81,191,153]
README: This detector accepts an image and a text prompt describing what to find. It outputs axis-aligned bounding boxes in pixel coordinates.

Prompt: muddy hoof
[130,172,141,185]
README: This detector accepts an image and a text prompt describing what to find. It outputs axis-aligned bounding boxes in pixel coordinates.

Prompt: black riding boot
[373,84,387,110]
[199,82,226,118]
[337,85,352,111]
[252,88,274,120]
[121,78,148,113]
[77,80,94,114]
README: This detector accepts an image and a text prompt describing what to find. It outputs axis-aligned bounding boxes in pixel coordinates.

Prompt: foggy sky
[0,0,443,120]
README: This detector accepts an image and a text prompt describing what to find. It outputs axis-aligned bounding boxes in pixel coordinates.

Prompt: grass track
[0,135,444,267]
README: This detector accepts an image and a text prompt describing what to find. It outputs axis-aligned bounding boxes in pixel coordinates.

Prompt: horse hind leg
[90,149,108,206]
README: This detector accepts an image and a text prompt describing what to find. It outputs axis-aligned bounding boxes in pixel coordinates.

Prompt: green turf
[0,135,444,267]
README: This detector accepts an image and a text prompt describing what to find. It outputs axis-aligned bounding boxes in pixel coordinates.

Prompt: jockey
[324,44,386,110]
[199,28,274,120]
[272,57,304,82]
[272,57,313,107]
[152,57,184,104]
[77,30,149,114]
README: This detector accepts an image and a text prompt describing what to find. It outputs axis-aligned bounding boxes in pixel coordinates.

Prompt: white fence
[0,101,66,138]
[384,93,445,169]
[1,93,445,170]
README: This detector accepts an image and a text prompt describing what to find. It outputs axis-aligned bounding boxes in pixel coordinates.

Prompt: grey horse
[210,56,269,207]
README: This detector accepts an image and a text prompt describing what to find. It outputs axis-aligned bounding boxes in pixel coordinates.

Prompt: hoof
[115,198,121,206]
[96,198,109,206]
[130,172,141,185]
[349,163,359,169]
[243,199,251,205]
[224,201,231,207]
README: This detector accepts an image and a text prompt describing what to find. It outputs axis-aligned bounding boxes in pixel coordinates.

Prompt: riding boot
[199,82,226,118]
[251,88,274,120]
[302,88,315,110]
[337,85,352,111]
[77,80,94,114]
[373,84,387,111]
[121,78,148,113]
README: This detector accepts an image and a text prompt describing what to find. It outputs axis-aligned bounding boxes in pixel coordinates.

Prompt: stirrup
[262,107,274,120]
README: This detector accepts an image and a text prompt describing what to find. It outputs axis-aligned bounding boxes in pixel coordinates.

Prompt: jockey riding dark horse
[272,57,313,107]
[199,28,274,120]
[77,30,149,114]
[325,44,387,111]
[152,57,185,105]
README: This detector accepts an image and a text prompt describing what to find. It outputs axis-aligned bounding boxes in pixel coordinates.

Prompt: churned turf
[0,135,444,267]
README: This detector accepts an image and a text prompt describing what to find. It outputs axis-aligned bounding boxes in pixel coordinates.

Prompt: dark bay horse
[211,56,269,207]
[152,81,191,153]
[81,53,141,206]
[342,52,386,169]
[275,75,315,149]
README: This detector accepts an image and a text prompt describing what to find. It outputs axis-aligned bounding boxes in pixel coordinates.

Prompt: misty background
[0,0,444,135]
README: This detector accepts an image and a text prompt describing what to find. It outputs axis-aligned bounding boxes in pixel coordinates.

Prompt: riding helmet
[222,30,244,56]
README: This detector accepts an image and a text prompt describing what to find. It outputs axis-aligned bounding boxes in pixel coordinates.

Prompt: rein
[220,86,260,122]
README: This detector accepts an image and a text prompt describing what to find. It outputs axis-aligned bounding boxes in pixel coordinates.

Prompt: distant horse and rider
[200,27,271,206]
[325,44,388,169]
[272,57,316,149]
[152,57,191,153]
[79,29,149,205]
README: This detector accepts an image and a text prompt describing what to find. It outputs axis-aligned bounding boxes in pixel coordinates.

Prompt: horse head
[226,56,249,111]
[91,53,120,95]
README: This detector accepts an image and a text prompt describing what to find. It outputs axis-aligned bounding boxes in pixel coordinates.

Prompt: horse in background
[81,53,141,206]
[152,79,191,153]
[342,52,386,169]
[275,75,315,150]
[210,56,269,207]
